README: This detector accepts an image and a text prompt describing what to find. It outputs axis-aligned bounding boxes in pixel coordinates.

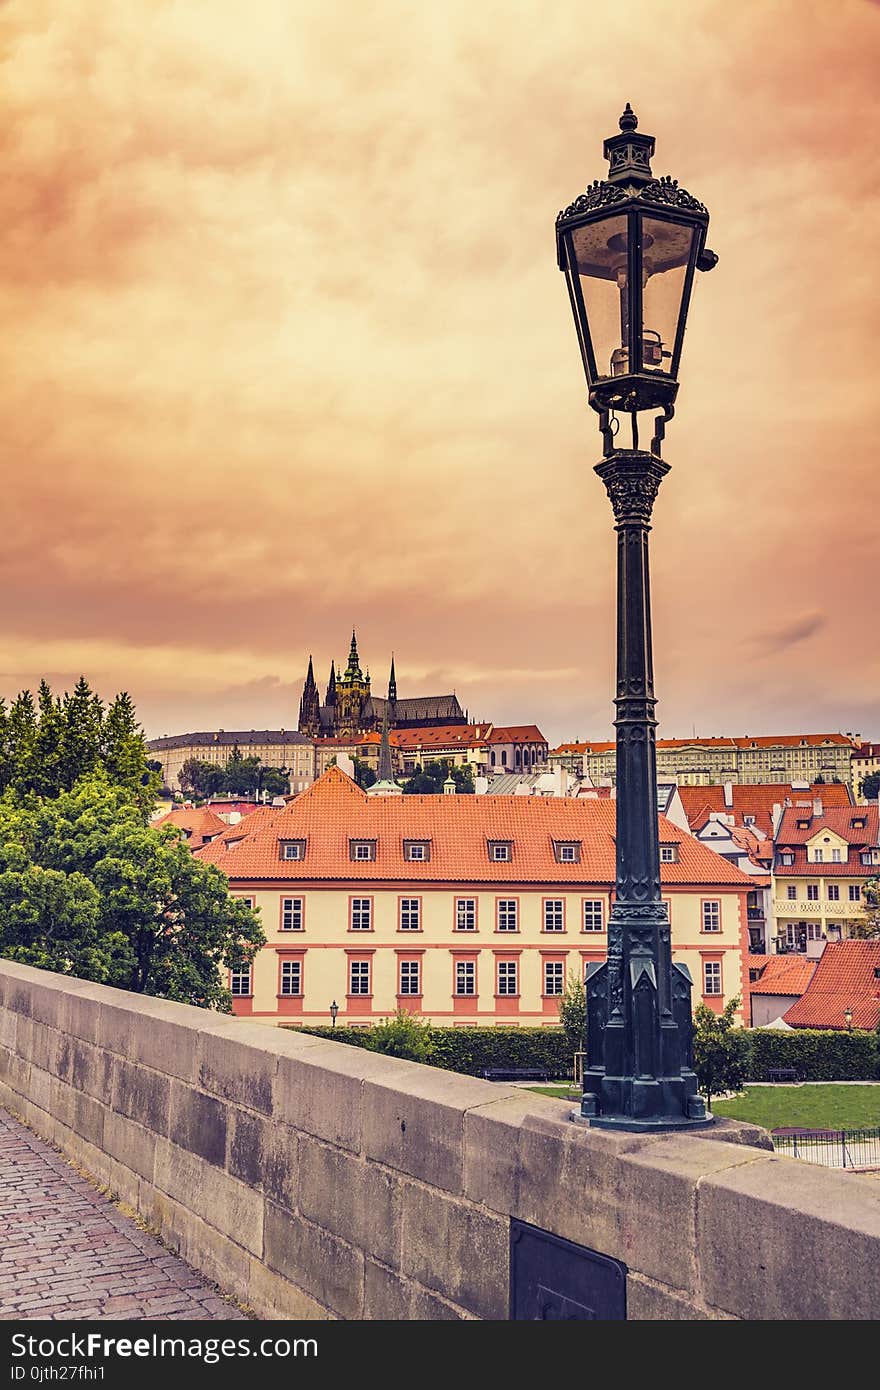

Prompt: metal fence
[772,1127,880,1169]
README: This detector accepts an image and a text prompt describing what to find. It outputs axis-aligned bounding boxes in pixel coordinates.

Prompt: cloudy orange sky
[1,0,878,746]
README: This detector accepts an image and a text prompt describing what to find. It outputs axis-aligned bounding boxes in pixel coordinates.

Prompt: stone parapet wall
[1,960,878,1320]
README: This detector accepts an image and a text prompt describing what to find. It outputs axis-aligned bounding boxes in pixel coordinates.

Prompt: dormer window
[554,841,581,864]
[350,840,376,862]
[659,844,679,863]
[489,841,512,862]
[852,817,866,829]
[743,815,755,826]
[796,819,810,829]
[279,840,306,861]
[404,840,431,862]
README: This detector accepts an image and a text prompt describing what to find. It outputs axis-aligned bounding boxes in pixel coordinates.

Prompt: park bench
[481,1067,569,1083]
[766,1068,800,1084]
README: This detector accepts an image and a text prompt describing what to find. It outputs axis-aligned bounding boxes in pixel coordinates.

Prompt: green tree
[258,766,291,798]
[861,770,880,801]
[692,996,749,1111]
[60,677,103,790]
[558,970,586,1065]
[402,759,474,795]
[848,878,879,939]
[351,756,377,789]
[179,758,225,800]
[30,681,66,798]
[367,1008,435,1063]
[0,775,264,1009]
[102,691,161,812]
[4,690,37,792]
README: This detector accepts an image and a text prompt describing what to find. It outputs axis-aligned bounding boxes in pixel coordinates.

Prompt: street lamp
[843,1007,853,1030]
[556,105,717,1131]
[330,999,339,1029]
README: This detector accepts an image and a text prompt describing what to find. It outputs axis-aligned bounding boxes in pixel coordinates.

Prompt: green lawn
[712,1086,880,1130]
[528,1083,880,1130]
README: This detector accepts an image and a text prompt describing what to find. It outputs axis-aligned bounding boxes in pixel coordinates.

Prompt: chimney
[771,803,783,835]
[813,798,823,817]
[723,781,733,809]
[555,765,567,798]
[474,776,489,795]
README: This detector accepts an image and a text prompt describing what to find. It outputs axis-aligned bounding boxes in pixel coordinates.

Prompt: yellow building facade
[197,766,752,1029]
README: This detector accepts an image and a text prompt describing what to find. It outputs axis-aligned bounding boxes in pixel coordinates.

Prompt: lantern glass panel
[640,217,694,374]
[569,215,629,380]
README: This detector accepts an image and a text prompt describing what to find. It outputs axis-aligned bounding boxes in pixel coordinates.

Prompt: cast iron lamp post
[330,999,339,1028]
[556,105,717,1130]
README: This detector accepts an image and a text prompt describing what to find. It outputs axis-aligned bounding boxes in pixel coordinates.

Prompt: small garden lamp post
[843,1007,853,1030]
[556,105,717,1130]
[330,999,339,1029]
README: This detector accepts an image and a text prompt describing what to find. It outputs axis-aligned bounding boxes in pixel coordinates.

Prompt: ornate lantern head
[556,104,717,426]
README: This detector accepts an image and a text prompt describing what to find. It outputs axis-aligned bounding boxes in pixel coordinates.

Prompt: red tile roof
[747,955,817,996]
[679,783,852,840]
[782,941,880,1030]
[196,765,756,888]
[155,807,227,847]
[484,725,546,744]
[775,804,879,848]
[553,735,856,755]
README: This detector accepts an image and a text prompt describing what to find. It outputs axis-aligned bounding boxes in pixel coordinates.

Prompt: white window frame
[849,885,862,902]
[455,960,476,996]
[497,961,518,996]
[582,900,604,933]
[455,898,477,931]
[497,899,518,932]
[281,897,303,931]
[230,966,252,997]
[352,842,374,862]
[827,884,840,902]
[544,961,564,996]
[702,900,721,933]
[350,898,372,931]
[406,842,427,862]
[399,960,421,996]
[349,960,371,995]
[399,898,421,931]
[806,884,819,902]
[786,885,797,901]
[703,961,722,996]
[543,900,564,932]
[490,842,511,862]
[279,960,301,996]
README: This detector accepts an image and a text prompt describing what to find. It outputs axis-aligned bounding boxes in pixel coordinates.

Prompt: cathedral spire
[326,660,337,707]
[377,710,394,783]
[388,653,397,706]
[298,654,321,736]
[345,629,362,679]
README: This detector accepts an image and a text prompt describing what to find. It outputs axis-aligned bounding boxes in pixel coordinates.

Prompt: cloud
[750,613,828,657]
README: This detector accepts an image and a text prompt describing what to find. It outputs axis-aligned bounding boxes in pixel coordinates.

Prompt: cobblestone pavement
[0,1108,248,1320]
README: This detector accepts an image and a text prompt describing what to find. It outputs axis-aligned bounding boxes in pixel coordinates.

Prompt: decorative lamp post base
[571,1110,714,1134]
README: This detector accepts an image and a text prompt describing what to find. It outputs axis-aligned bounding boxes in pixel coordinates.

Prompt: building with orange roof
[852,742,880,802]
[772,803,879,955]
[154,806,228,849]
[782,941,880,1031]
[549,733,859,789]
[196,765,754,1030]
[313,722,548,782]
[746,954,817,1027]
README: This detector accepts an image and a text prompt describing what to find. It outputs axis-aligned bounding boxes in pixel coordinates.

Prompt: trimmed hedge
[286,1023,879,1082]
[291,1024,571,1077]
[743,1028,879,1082]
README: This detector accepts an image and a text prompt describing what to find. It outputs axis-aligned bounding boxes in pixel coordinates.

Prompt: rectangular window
[779,854,794,866]
[455,960,476,996]
[349,960,371,995]
[543,900,564,932]
[352,841,375,861]
[807,922,823,941]
[497,961,518,996]
[544,961,564,996]
[806,885,819,901]
[659,845,678,863]
[399,898,421,931]
[827,884,840,902]
[582,900,604,932]
[350,898,372,931]
[280,841,305,861]
[230,966,252,997]
[555,841,581,864]
[703,961,722,996]
[280,960,301,996]
[702,900,721,932]
[832,849,842,863]
[405,842,428,862]
[490,842,511,862]
[455,898,477,931]
[813,849,824,863]
[787,885,797,901]
[399,960,421,995]
[281,897,303,931]
[849,885,862,902]
[497,899,518,932]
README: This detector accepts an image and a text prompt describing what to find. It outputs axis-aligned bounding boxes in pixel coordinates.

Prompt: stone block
[627,1273,723,1320]
[363,1259,411,1320]
[0,1006,16,1050]
[98,997,206,1083]
[103,1110,158,1184]
[264,1203,364,1320]
[227,1108,269,1189]
[52,1116,112,1191]
[273,1041,412,1154]
[246,1257,333,1321]
[463,1092,574,1211]
[410,1286,472,1320]
[27,1063,52,1115]
[50,1077,105,1150]
[299,1137,403,1269]
[400,1181,508,1320]
[263,1124,299,1214]
[168,1080,226,1166]
[698,1154,880,1320]
[199,1027,278,1115]
[69,1040,114,1103]
[111,1058,171,1136]
[363,1067,509,1195]
[153,1137,264,1258]
[0,1045,31,1098]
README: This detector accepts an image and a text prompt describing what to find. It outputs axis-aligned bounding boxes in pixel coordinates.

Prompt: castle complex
[297,630,466,738]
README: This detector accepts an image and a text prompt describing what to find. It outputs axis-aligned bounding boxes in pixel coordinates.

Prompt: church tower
[325,660,337,708]
[335,630,371,735]
[298,655,321,736]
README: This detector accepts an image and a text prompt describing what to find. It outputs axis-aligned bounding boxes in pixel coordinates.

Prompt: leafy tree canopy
[558,970,586,1060]
[692,996,749,1110]
[402,759,474,795]
[178,754,291,801]
[0,774,264,1009]
[860,770,880,802]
